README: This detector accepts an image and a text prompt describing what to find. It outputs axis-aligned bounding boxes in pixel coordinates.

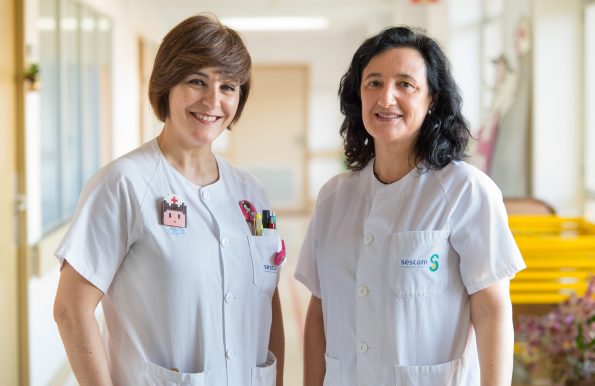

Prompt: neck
[373,142,416,184]
[157,130,219,186]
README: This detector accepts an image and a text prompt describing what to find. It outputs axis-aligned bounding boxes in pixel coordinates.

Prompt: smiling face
[164,67,240,148]
[360,47,433,152]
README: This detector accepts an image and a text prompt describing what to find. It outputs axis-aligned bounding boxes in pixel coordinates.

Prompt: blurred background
[1,0,594,385]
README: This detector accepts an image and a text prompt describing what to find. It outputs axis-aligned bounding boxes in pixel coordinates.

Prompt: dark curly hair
[339,26,470,171]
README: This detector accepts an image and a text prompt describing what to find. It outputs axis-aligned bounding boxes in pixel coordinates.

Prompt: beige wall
[0,0,21,384]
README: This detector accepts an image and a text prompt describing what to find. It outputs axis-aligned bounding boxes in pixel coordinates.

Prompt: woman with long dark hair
[296,26,524,386]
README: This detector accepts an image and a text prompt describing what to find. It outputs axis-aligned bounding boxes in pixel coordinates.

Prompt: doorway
[229,65,309,214]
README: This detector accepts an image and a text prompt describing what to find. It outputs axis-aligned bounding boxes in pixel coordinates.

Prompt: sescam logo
[264,264,277,273]
[429,254,439,272]
[400,253,440,272]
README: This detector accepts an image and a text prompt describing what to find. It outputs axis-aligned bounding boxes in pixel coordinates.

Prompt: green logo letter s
[429,254,439,272]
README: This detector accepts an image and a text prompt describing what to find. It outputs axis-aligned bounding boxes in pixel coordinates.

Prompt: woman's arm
[470,278,514,386]
[304,295,325,386]
[269,287,285,386]
[54,261,113,386]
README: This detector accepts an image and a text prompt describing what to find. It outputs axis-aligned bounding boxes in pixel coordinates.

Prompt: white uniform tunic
[295,160,525,386]
[56,139,279,386]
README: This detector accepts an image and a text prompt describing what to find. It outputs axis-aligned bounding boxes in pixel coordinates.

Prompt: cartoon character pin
[161,194,187,228]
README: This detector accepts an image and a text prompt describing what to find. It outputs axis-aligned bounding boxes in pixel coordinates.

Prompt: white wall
[585,2,595,221]
[531,0,583,215]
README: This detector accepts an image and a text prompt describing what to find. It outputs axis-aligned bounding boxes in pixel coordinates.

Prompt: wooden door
[230,65,308,213]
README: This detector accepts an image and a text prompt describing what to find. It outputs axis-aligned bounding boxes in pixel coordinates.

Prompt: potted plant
[24,63,40,91]
[514,277,595,386]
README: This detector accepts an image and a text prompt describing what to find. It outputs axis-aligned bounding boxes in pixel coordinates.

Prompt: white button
[364,233,374,244]
[358,342,369,353]
[201,190,211,200]
[220,237,230,248]
[224,292,234,303]
[226,349,235,359]
[358,285,369,296]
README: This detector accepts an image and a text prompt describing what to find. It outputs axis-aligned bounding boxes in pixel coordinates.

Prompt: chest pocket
[389,230,450,297]
[247,230,279,295]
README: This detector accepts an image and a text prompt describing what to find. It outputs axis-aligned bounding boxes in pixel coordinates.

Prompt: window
[38,0,111,233]
[449,0,503,131]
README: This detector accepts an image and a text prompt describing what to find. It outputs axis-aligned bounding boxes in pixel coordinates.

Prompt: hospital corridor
[1,0,594,385]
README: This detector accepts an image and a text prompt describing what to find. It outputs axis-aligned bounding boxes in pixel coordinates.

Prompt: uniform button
[358,342,369,353]
[220,237,230,248]
[201,190,211,200]
[226,349,235,359]
[224,292,234,303]
[358,285,369,296]
[364,233,374,244]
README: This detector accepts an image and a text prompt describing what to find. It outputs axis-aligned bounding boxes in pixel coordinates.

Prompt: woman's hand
[54,261,113,386]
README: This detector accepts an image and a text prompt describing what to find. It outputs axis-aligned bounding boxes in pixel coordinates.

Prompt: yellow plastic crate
[508,215,595,304]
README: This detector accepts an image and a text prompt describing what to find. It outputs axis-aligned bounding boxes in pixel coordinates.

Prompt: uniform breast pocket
[389,230,450,297]
[247,231,279,295]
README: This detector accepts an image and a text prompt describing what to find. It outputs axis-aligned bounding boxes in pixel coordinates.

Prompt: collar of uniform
[366,158,421,196]
[197,155,228,206]
[152,138,228,205]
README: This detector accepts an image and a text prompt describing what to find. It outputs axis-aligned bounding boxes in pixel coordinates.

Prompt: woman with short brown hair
[54,14,284,386]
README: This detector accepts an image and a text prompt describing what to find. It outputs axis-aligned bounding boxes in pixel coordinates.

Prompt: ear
[427,94,438,113]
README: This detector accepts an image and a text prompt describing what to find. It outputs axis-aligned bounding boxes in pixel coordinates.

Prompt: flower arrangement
[514,276,595,386]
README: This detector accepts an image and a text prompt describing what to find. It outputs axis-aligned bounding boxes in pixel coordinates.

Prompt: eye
[366,79,383,88]
[177,213,180,219]
[168,213,172,218]
[221,83,238,93]
[187,78,206,86]
[398,81,415,90]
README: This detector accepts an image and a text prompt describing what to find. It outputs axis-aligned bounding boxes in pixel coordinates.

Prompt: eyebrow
[189,71,239,84]
[363,72,417,82]
[191,71,209,78]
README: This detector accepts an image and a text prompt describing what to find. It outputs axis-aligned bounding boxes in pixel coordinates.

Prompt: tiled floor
[276,215,312,386]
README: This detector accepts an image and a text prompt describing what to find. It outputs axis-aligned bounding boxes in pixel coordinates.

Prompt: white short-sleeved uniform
[56,139,280,386]
[295,160,525,386]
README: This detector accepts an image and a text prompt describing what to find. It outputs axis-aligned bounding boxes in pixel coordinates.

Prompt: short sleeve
[294,207,321,298]
[449,174,526,295]
[55,166,139,293]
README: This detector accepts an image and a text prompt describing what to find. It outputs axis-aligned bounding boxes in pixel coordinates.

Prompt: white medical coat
[295,160,525,386]
[56,139,279,386]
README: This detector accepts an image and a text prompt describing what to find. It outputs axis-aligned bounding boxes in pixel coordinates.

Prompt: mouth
[190,111,221,123]
[375,112,403,120]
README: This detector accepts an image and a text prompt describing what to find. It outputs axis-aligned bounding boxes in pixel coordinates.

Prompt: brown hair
[148,14,251,128]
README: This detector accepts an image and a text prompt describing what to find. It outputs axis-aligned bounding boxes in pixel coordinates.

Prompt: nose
[201,87,220,108]
[377,85,397,108]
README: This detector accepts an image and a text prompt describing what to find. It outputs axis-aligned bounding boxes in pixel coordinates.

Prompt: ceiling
[140,0,399,34]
